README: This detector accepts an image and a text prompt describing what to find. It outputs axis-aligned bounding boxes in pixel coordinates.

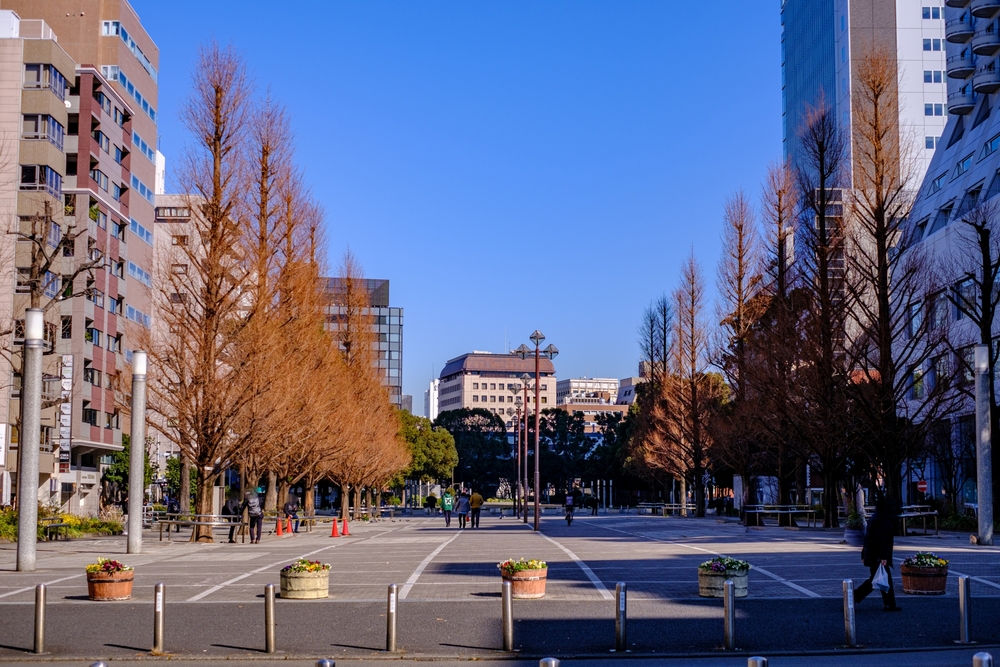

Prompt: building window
[954,277,976,318]
[61,316,72,339]
[957,154,973,177]
[92,129,110,152]
[499,395,505,403]
[81,407,98,426]
[112,183,123,201]
[472,395,479,402]
[22,114,65,150]
[929,172,947,194]
[129,218,154,244]
[958,346,976,387]
[104,411,119,430]
[926,136,935,149]
[90,168,108,191]
[130,175,154,204]
[20,165,62,197]
[924,39,932,51]
[928,291,950,329]
[984,133,1000,158]
[127,261,152,287]
[23,63,68,101]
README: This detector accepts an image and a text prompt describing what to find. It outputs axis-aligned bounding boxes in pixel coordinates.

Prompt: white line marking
[593,521,821,598]
[399,531,461,599]
[0,574,82,599]
[537,533,614,600]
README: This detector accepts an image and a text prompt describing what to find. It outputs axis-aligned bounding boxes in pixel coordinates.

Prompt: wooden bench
[158,518,248,542]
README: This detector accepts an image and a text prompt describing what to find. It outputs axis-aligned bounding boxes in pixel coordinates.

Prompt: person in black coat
[853,498,901,611]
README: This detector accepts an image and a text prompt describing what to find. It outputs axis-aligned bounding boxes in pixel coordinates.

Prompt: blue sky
[133,1,783,406]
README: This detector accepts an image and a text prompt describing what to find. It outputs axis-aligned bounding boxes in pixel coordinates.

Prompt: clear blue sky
[132,1,783,406]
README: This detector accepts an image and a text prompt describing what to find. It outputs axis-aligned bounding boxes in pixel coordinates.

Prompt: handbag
[872,563,890,592]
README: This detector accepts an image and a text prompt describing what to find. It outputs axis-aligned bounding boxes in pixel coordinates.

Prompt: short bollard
[959,575,973,645]
[502,580,514,651]
[748,658,768,667]
[316,661,336,667]
[386,583,398,652]
[90,663,109,667]
[615,582,627,651]
[843,579,856,647]
[264,583,276,654]
[974,652,994,667]
[34,583,45,654]
[723,579,735,651]
[153,582,165,653]
[539,659,560,667]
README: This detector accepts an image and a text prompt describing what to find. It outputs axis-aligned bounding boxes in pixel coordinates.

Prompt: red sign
[917,480,928,493]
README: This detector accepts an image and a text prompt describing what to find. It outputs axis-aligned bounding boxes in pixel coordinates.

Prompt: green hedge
[0,508,123,541]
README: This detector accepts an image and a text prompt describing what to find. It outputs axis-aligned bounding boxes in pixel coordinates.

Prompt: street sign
[917,480,928,493]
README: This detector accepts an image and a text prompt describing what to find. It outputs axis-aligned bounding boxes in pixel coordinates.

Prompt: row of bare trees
[133,44,408,540]
[628,45,982,525]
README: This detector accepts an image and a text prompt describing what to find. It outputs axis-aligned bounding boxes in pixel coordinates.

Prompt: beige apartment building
[0,0,157,514]
[438,352,556,430]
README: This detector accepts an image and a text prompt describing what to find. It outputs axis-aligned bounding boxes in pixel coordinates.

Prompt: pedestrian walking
[456,490,471,529]
[469,489,484,528]
[283,494,300,533]
[441,489,454,527]
[590,495,598,516]
[241,490,264,544]
[853,498,901,611]
[223,493,241,543]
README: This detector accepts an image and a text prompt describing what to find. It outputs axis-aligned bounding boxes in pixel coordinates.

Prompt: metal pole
[90,663,109,667]
[386,583,397,651]
[502,580,513,651]
[265,583,276,653]
[534,345,541,531]
[513,412,519,519]
[523,385,529,524]
[33,583,45,654]
[974,653,994,667]
[748,658,768,667]
[615,582,627,651]
[17,309,44,572]
[128,351,148,554]
[975,345,994,545]
[959,575,972,644]
[539,659,560,667]
[153,582,165,653]
[723,580,736,650]
[316,661,336,667]
[843,579,856,647]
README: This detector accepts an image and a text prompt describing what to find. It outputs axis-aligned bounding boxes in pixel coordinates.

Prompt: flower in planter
[498,558,547,576]
[281,558,331,573]
[698,556,751,573]
[85,557,133,574]
[902,552,949,567]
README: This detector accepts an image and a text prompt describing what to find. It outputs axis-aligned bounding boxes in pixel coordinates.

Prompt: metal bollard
[539,659,560,667]
[723,580,735,650]
[264,583,276,653]
[316,661,336,667]
[748,658,768,667]
[386,583,398,652]
[90,663,109,667]
[153,582,165,653]
[959,575,973,644]
[502,580,513,651]
[615,582,627,651]
[34,583,45,654]
[974,652,994,667]
[843,579,856,647]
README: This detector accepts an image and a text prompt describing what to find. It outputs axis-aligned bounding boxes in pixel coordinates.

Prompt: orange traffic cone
[341,517,350,536]
[330,518,340,537]
[286,517,293,534]
[276,517,284,536]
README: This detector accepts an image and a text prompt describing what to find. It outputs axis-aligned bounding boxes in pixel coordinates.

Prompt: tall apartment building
[321,278,404,407]
[0,0,157,514]
[782,0,948,183]
[437,352,556,430]
[424,378,439,421]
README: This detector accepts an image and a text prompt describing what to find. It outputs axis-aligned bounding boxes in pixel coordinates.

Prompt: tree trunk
[194,473,217,542]
[743,475,762,526]
[353,488,362,518]
[777,444,797,527]
[340,483,350,521]
[796,457,807,506]
[264,471,278,512]
[303,476,315,518]
[679,477,687,517]
[179,457,191,513]
[823,469,840,529]
[277,478,290,512]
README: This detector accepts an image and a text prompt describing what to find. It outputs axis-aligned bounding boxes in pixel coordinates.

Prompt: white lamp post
[127,351,148,553]
[974,344,993,546]
[17,309,45,571]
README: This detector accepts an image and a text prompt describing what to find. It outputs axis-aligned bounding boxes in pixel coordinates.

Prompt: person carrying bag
[853,498,901,611]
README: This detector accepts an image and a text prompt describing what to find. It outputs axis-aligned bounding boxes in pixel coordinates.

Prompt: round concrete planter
[900,564,948,595]
[279,569,330,599]
[86,570,134,601]
[698,569,748,598]
[502,568,548,599]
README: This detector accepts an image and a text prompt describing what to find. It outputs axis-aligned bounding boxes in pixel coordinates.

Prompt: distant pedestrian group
[441,488,485,529]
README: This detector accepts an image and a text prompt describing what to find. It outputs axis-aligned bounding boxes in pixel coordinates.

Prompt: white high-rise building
[424,379,439,421]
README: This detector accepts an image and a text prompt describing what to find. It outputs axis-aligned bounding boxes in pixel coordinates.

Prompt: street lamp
[514,331,558,531]
[128,351,148,553]
[519,372,533,524]
[507,386,523,517]
[17,309,45,571]
[975,344,994,546]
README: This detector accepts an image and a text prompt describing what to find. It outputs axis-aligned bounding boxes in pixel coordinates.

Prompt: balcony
[975,66,1000,92]
[973,28,1000,54]
[948,51,977,77]
[947,0,970,6]
[949,87,977,113]
[947,16,976,42]
[972,0,1000,17]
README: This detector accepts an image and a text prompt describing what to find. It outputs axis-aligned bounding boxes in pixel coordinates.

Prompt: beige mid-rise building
[438,352,556,430]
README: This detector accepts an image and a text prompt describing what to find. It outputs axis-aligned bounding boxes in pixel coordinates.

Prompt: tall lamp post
[127,351,148,554]
[508,390,523,517]
[17,309,45,572]
[974,345,994,546]
[519,373,533,524]
[514,331,558,531]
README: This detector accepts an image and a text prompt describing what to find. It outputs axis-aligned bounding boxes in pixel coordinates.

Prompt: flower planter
[87,570,134,601]
[502,569,547,599]
[280,569,329,599]
[698,569,748,598]
[900,564,948,595]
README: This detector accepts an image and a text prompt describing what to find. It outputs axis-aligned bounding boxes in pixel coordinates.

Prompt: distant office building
[556,377,619,404]
[401,395,413,413]
[424,378,439,421]
[321,278,403,407]
[781,0,947,184]
[438,352,556,430]
[616,377,645,405]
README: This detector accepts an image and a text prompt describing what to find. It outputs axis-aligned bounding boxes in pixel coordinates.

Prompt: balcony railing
[947,0,971,7]
[948,52,977,78]
[973,28,1000,55]
[948,88,977,113]
[974,66,1000,92]
[947,17,976,42]
[971,0,1000,17]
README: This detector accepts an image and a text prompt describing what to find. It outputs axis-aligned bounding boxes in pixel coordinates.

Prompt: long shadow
[331,642,381,651]
[211,643,264,653]
[103,642,148,652]
[0,643,28,653]
[439,642,505,651]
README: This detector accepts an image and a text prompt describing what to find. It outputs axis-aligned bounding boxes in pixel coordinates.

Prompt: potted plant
[844,511,865,547]
[279,559,330,599]
[698,556,750,598]
[900,552,949,595]
[498,558,548,599]
[85,557,134,601]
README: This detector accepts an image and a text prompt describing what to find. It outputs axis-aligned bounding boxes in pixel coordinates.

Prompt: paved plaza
[0,513,999,664]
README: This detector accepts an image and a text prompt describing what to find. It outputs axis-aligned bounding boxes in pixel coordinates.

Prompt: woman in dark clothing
[853,499,901,611]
